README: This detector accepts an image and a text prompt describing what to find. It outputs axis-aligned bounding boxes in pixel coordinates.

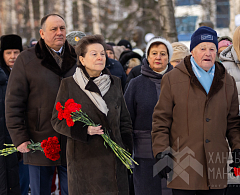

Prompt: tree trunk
[90,0,101,34]
[229,0,240,37]
[54,0,64,17]
[159,0,178,42]
[0,1,6,35]
[39,0,44,20]
[77,0,85,32]
[65,0,73,33]
[11,0,17,33]
[28,0,35,38]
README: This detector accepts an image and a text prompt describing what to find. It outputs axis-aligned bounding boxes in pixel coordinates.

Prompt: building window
[216,0,229,28]
[175,0,201,6]
[175,16,198,41]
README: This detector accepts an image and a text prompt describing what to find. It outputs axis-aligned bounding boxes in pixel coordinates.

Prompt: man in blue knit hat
[152,26,240,195]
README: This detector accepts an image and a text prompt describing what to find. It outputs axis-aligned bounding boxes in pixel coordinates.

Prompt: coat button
[206,118,210,122]
[109,129,112,133]
[205,139,210,143]
[115,105,119,109]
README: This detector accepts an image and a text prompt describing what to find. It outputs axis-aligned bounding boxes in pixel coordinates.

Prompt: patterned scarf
[45,43,65,68]
[73,67,111,116]
[190,56,215,94]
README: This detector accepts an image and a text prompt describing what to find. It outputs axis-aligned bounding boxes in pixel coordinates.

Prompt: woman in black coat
[51,35,133,195]
[124,37,174,195]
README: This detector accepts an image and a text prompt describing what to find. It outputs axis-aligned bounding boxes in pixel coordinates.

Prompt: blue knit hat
[190,26,218,52]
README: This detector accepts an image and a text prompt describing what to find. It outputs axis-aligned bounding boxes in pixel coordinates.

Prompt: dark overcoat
[152,56,240,190]
[51,70,133,195]
[0,67,20,194]
[5,38,77,166]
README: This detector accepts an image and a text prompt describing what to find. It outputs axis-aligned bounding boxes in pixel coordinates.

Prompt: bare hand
[17,141,31,153]
[87,126,104,135]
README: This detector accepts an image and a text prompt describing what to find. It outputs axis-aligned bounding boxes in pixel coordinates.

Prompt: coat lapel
[35,39,77,76]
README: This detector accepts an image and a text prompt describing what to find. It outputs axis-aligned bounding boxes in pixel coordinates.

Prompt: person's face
[39,16,66,51]
[170,59,183,67]
[147,43,169,72]
[132,29,139,42]
[106,50,114,59]
[79,43,106,77]
[126,67,132,75]
[191,42,216,71]
[218,46,228,56]
[3,49,20,68]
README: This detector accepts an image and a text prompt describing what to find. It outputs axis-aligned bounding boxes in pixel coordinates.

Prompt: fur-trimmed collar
[35,38,77,76]
[182,55,225,99]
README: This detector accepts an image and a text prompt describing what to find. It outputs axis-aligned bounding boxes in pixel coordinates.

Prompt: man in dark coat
[5,14,77,195]
[0,66,21,195]
[0,34,23,195]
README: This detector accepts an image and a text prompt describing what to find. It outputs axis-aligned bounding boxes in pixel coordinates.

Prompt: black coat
[51,69,133,195]
[0,67,20,195]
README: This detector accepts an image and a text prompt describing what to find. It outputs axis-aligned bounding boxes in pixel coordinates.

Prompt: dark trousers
[19,160,29,195]
[29,165,68,195]
[133,157,162,195]
[172,189,225,195]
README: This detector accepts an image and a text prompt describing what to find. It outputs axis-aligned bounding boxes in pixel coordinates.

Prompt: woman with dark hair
[51,34,133,195]
[124,37,174,195]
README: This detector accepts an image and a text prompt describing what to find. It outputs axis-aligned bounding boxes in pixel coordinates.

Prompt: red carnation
[58,110,64,120]
[66,117,74,127]
[234,167,240,176]
[41,139,48,148]
[56,102,63,111]
[64,99,75,107]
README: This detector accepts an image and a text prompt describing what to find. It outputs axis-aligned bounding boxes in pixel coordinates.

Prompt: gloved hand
[155,152,173,179]
[229,149,240,177]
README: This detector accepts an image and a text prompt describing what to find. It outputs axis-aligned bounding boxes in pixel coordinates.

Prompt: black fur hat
[0,34,23,52]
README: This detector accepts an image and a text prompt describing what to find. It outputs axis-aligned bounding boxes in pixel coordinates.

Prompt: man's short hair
[40,14,65,28]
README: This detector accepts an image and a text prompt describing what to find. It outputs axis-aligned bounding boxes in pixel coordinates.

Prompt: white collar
[51,46,63,53]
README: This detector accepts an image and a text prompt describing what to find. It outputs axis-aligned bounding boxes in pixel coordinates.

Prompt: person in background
[51,34,133,195]
[5,14,77,195]
[119,50,142,75]
[125,58,141,75]
[131,26,146,52]
[170,42,190,67]
[117,39,132,51]
[28,38,38,48]
[124,36,173,195]
[0,35,22,77]
[199,20,214,29]
[152,26,240,195]
[219,26,240,195]
[217,36,232,57]
[0,34,22,195]
[113,45,126,61]
[66,31,86,47]
[106,44,115,59]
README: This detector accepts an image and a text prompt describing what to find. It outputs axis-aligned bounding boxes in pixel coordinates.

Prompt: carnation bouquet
[56,99,138,173]
[0,136,61,161]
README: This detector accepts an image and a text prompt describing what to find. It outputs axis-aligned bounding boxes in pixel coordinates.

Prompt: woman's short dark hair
[75,34,106,58]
